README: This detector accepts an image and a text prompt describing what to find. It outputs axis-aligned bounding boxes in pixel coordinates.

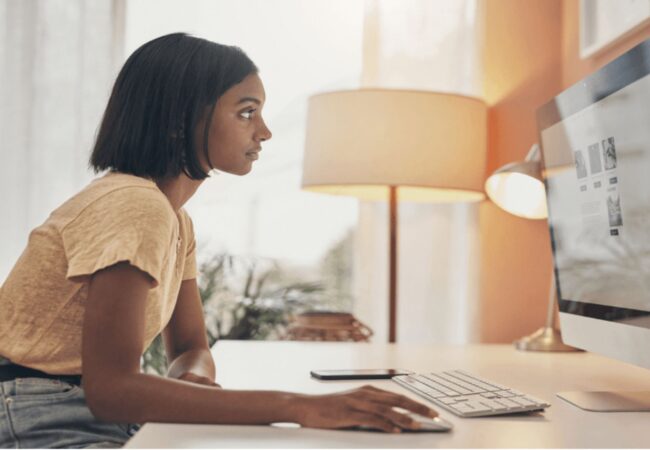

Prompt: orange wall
[479,0,562,342]
[479,0,650,342]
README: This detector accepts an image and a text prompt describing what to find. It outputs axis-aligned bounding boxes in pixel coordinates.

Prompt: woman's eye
[240,109,255,120]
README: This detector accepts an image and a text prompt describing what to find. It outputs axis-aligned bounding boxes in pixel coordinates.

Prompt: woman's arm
[162,279,218,386]
[81,262,437,432]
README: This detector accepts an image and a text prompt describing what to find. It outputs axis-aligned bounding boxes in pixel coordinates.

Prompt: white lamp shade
[301,89,487,202]
[484,144,548,220]
[485,162,548,219]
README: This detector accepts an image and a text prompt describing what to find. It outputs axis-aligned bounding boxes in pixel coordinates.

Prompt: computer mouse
[351,410,453,433]
[404,412,454,432]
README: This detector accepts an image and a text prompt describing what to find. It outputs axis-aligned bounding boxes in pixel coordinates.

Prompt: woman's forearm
[86,372,304,425]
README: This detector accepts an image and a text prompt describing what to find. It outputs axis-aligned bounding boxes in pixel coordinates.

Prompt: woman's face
[195,73,272,176]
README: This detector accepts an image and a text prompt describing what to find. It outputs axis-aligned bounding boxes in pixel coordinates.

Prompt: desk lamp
[302,89,486,343]
[485,144,578,351]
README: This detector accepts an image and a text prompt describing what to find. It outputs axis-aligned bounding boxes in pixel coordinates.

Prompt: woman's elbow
[83,374,141,423]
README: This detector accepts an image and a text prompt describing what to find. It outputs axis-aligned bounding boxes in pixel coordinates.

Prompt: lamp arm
[525,143,541,162]
[545,270,557,329]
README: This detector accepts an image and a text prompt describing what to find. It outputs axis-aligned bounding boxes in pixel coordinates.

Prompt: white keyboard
[393,370,550,418]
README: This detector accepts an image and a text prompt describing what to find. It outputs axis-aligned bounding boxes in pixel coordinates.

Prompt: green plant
[141,253,328,375]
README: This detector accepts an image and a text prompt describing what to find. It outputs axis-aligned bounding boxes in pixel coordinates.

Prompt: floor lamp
[301,89,486,343]
[485,144,579,352]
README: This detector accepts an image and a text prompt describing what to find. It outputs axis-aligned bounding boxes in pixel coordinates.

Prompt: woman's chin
[216,164,253,177]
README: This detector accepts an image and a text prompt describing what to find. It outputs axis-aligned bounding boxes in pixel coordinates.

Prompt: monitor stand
[557,391,650,412]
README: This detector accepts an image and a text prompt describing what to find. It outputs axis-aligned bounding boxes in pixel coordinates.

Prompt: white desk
[126,341,650,448]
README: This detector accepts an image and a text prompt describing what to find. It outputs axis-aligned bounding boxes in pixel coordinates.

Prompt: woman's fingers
[359,386,438,418]
[387,394,437,418]
[348,399,422,431]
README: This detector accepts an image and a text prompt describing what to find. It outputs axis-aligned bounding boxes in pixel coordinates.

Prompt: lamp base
[514,326,581,352]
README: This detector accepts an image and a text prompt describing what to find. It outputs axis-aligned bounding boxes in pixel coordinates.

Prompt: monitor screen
[538,39,650,368]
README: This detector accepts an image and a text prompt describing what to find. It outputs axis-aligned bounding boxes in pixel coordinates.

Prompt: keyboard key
[506,397,524,406]
[478,399,509,411]
[464,400,493,413]
[435,373,478,395]
[497,398,524,409]
[452,371,500,392]
[508,389,524,396]
[451,403,476,414]
[401,377,447,398]
[422,374,470,396]
[443,372,486,394]
[514,398,535,407]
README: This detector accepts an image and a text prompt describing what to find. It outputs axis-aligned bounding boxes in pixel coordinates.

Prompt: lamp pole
[389,185,397,343]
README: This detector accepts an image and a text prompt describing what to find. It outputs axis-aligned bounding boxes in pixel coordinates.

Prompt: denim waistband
[0,363,82,386]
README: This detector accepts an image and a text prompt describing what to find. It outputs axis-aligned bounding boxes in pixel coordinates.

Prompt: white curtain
[0,0,124,280]
[354,0,484,343]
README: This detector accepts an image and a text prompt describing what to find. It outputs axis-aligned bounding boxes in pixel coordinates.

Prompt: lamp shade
[484,144,548,219]
[301,89,486,202]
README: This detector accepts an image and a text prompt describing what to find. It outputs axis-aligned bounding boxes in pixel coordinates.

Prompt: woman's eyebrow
[237,96,261,105]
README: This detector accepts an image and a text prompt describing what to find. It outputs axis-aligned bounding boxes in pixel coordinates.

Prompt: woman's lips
[246,150,260,161]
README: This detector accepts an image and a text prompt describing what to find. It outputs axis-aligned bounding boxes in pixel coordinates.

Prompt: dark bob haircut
[90,33,258,180]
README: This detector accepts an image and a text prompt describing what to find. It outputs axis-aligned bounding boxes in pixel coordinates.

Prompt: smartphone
[310,369,412,380]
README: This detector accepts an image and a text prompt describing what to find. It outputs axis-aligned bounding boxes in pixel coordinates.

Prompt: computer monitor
[537,38,650,412]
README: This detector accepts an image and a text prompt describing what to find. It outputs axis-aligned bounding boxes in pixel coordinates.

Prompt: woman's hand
[293,385,437,433]
[177,372,221,388]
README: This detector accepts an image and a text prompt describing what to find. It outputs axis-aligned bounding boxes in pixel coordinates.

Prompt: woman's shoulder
[90,172,170,209]
[53,172,174,229]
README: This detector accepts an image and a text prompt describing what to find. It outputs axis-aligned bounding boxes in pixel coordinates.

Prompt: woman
[0,33,437,448]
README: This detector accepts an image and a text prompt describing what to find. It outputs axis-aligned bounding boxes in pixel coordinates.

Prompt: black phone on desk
[310,369,412,380]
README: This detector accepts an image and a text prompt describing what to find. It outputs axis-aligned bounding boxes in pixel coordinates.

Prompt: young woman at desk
[0,34,437,448]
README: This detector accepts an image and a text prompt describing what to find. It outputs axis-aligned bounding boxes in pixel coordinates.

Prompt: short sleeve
[179,209,198,281]
[61,187,176,286]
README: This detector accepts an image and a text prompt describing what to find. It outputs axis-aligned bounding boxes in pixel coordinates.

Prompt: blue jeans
[0,378,140,448]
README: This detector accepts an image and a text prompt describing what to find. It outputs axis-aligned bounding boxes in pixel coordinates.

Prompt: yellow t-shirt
[0,172,197,374]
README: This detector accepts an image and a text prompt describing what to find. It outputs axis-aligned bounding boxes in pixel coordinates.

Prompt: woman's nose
[258,120,272,142]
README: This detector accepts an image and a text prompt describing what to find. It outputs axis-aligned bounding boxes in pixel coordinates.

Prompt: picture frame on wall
[580,0,650,59]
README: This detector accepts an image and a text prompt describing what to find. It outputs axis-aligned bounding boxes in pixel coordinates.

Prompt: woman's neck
[155,173,203,212]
